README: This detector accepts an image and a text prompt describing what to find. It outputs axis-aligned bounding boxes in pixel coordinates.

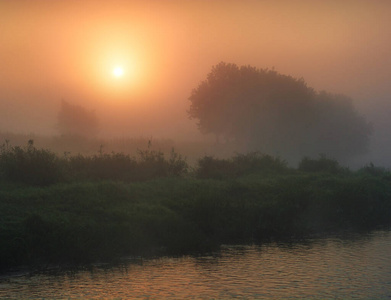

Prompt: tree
[57,100,99,137]
[188,62,372,162]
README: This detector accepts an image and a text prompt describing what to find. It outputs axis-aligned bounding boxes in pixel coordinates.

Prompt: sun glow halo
[87,41,151,99]
[113,66,124,77]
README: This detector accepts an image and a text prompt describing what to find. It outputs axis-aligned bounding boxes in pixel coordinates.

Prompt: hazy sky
[1,0,390,138]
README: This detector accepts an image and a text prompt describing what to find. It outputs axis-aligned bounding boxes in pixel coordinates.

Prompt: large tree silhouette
[57,100,99,137]
[188,62,372,161]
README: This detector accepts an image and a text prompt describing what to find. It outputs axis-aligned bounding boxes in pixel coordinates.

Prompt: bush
[136,148,188,180]
[0,140,63,186]
[68,152,138,181]
[298,155,343,174]
[196,156,235,179]
[358,163,391,178]
[196,152,287,179]
[0,141,189,185]
[232,152,287,173]
[67,148,188,182]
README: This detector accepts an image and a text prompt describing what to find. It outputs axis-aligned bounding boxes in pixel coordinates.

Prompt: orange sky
[1,0,390,137]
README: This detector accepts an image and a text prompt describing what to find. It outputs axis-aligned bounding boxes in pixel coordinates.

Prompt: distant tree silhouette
[57,100,99,137]
[188,62,372,161]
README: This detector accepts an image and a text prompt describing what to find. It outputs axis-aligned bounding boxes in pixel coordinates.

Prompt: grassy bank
[1,142,391,271]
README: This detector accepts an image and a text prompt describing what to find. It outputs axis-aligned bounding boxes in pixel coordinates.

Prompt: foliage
[1,142,391,270]
[68,152,138,181]
[298,155,345,174]
[136,149,186,179]
[196,152,287,179]
[57,100,99,137]
[358,162,391,178]
[0,140,63,186]
[1,168,391,270]
[196,156,234,179]
[232,152,287,173]
[67,148,188,182]
[188,62,372,161]
[0,141,390,271]
[0,141,188,185]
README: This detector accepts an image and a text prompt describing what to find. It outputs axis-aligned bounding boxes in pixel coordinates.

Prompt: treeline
[1,142,391,271]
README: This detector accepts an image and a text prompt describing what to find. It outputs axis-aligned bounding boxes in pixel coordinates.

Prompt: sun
[112,66,124,77]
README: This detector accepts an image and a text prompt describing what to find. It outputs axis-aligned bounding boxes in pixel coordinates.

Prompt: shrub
[68,152,137,181]
[298,155,343,174]
[232,152,287,173]
[196,152,287,179]
[167,148,189,177]
[67,148,188,182]
[196,156,235,179]
[0,140,63,185]
[137,148,188,180]
[358,163,391,178]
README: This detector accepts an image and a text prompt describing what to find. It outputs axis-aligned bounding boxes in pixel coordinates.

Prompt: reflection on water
[1,231,391,299]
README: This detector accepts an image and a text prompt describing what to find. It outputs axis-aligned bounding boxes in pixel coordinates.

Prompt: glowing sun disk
[113,66,124,77]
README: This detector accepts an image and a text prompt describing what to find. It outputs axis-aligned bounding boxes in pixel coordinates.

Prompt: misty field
[1,141,391,271]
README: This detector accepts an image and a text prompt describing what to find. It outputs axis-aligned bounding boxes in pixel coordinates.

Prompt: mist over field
[4,2,391,283]
[1,0,391,167]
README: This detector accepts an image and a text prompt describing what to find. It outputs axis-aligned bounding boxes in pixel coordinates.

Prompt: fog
[1,0,391,166]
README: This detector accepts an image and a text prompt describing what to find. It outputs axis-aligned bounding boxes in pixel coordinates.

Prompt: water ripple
[1,231,391,299]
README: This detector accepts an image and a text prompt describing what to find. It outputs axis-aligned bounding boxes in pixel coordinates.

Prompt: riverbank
[1,171,391,271]
[1,144,391,271]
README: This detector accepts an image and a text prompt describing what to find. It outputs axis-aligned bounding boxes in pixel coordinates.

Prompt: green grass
[1,143,391,271]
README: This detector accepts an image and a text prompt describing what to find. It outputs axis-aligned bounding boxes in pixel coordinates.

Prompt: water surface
[1,231,391,299]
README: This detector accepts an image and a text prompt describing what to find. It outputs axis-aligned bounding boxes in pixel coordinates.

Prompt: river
[1,230,391,299]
